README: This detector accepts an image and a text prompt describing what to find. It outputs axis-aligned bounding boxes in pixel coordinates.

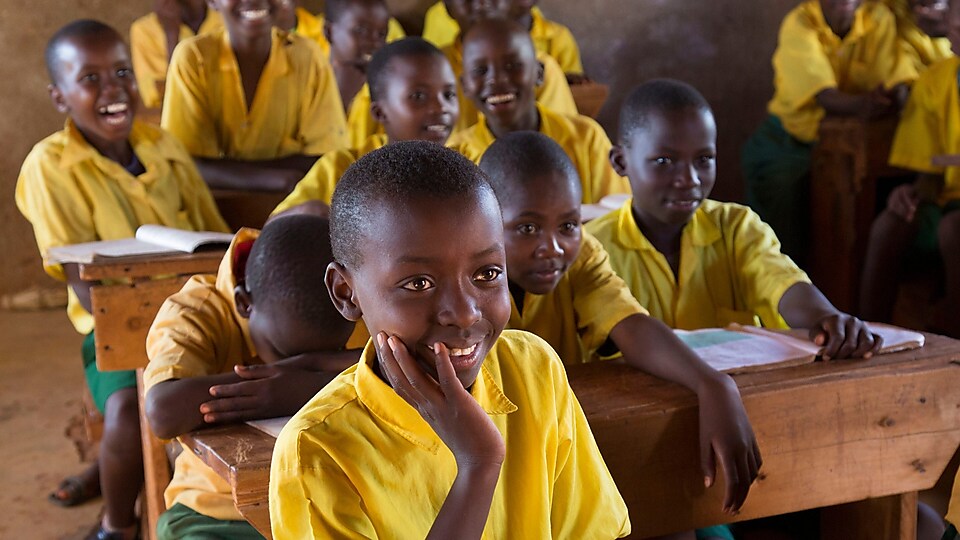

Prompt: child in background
[885,0,952,73]
[448,18,628,203]
[17,20,228,540]
[272,37,459,217]
[274,0,326,50]
[130,0,223,113]
[270,141,631,538]
[144,215,364,540]
[161,0,348,192]
[507,0,585,83]
[741,0,916,264]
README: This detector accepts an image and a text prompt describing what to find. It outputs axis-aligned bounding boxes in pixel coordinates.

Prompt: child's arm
[609,314,762,514]
[815,84,906,119]
[778,282,882,360]
[154,0,182,63]
[62,263,93,313]
[377,333,504,539]
[194,155,318,192]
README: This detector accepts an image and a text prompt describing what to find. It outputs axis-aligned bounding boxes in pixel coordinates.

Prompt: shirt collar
[810,0,868,44]
[218,27,290,76]
[614,197,720,250]
[58,118,193,171]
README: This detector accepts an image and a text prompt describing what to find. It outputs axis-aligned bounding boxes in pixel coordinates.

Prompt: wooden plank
[569,81,609,119]
[137,369,171,540]
[820,492,918,540]
[78,249,224,281]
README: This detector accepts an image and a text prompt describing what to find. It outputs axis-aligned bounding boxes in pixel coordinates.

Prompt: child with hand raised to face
[269,141,630,539]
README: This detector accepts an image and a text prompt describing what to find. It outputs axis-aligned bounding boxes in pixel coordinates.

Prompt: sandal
[48,475,101,507]
[85,522,139,540]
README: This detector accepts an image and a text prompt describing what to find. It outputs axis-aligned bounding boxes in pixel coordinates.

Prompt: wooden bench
[570,81,609,119]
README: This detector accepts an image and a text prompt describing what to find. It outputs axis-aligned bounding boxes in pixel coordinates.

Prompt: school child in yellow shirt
[130,0,223,112]
[270,141,631,538]
[885,0,952,73]
[507,0,585,82]
[16,20,228,540]
[742,0,916,264]
[447,18,628,203]
[272,37,459,217]
[161,0,348,192]
[274,0,326,50]
[144,215,363,540]
[860,1,960,338]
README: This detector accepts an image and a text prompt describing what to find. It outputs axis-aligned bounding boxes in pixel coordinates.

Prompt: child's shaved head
[462,16,533,57]
[479,131,580,201]
[325,0,385,22]
[330,141,497,268]
[366,37,446,101]
[45,19,124,84]
[618,79,712,142]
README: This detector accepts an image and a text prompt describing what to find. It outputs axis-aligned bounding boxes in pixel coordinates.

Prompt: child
[448,18,629,203]
[130,0,223,112]
[269,141,631,538]
[272,37,459,216]
[274,0,327,52]
[507,1,585,83]
[479,132,761,527]
[144,215,365,539]
[885,0,952,73]
[16,20,228,540]
[741,0,916,263]
[860,0,960,337]
[161,0,348,192]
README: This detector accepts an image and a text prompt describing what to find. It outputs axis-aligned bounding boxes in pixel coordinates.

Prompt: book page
[246,416,291,439]
[45,238,177,264]
[674,328,817,374]
[729,322,924,355]
[135,225,233,253]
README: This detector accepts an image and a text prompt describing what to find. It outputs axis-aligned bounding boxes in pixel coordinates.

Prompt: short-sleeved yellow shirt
[586,199,811,330]
[269,330,631,539]
[528,7,583,75]
[161,28,348,160]
[448,103,630,204]
[888,55,960,205]
[345,84,383,148]
[882,0,953,73]
[507,232,647,364]
[15,119,229,334]
[768,0,917,142]
[130,10,224,109]
[421,1,459,49]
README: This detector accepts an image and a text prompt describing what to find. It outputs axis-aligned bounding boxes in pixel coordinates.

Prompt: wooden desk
[182,333,960,539]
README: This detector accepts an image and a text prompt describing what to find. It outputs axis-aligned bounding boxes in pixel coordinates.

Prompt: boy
[885,0,952,73]
[272,37,459,216]
[480,132,761,526]
[16,20,228,540]
[144,215,364,539]
[860,0,960,337]
[741,0,916,263]
[448,18,629,203]
[588,79,880,359]
[270,141,631,538]
[161,0,348,192]
[130,0,223,112]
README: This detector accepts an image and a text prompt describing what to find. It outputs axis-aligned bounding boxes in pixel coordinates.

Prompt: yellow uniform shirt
[273,133,387,214]
[161,28,348,160]
[130,10,224,109]
[768,0,917,142]
[421,1,460,49]
[144,229,369,520]
[586,199,811,330]
[888,55,960,205]
[345,84,383,148]
[300,10,406,58]
[269,330,631,539]
[528,7,584,75]
[448,103,630,204]
[508,232,647,364]
[883,0,953,73]
[443,39,577,132]
[15,119,228,334]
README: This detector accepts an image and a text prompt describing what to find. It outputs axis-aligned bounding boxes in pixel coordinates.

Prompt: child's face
[326,1,390,69]
[947,0,960,53]
[819,0,862,29]
[372,54,459,144]
[612,107,717,229]
[506,0,536,20]
[912,0,949,37]
[460,27,539,130]
[499,170,581,295]
[49,33,139,150]
[239,296,348,363]
[213,0,279,41]
[331,190,510,389]
[444,0,511,33]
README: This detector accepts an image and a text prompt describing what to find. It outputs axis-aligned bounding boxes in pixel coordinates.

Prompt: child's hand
[698,377,763,514]
[859,86,895,120]
[887,183,920,222]
[199,363,328,424]
[377,332,506,468]
[809,313,883,360]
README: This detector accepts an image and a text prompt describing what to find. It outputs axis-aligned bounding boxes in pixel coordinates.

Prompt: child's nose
[535,234,563,258]
[436,282,482,329]
[674,163,701,188]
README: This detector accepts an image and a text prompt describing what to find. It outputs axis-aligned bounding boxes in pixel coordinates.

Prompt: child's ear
[234,285,253,319]
[48,84,68,114]
[609,145,628,176]
[325,261,363,321]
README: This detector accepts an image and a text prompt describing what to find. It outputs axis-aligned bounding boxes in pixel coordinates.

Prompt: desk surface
[182,333,960,539]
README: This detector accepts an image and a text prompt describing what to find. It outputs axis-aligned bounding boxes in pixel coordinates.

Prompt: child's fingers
[850,328,883,359]
[199,395,258,417]
[387,335,441,401]
[376,333,423,406]
[209,380,258,398]
[818,318,845,360]
[432,342,463,397]
[234,364,277,380]
[831,317,862,359]
[715,444,748,513]
[700,434,716,489]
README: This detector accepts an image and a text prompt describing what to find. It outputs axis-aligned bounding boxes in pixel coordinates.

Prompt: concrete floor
[1,308,103,540]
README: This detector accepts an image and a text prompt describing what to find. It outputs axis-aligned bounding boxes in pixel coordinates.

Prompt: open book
[676,322,925,374]
[247,416,292,439]
[45,225,233,264]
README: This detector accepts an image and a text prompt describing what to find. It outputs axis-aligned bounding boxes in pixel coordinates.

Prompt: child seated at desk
[270,141,630,538]
[161,0,348,192]
[860,0,960,338]
[144,214,365,539]
[272,37,459,217]
[16,19,228,540]
[447,17,628,203]
[741,0,916,264]
[884,0,952,73]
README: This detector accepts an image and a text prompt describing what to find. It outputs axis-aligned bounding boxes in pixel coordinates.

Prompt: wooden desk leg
[820,492,918,540]
[137,369,171,540]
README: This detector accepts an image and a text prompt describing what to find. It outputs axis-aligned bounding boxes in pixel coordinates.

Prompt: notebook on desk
[45,225,233,264]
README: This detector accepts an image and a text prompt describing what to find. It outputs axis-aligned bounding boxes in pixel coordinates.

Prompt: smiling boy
[269,141,630,538]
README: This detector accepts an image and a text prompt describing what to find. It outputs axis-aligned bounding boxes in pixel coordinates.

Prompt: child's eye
[475,267,503,282]
[652,157,673,166]
[516,223,538,235]
[697,155,716,165]
[443,90,457,101]
[80,73,99,84]
[409,91,426,101]
[401,277,434,291]
[117,68,132,78]
[470,66,488,77]
[560,221,580,233]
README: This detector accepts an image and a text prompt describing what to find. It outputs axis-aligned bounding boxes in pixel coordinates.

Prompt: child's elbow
[144,387,183,440]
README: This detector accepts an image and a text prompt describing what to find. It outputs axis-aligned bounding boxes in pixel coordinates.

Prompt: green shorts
[81,332,136,414]
[157,503,265,540]
[943,523,958,540]
[696,524,735,540]
[912,200,960,254]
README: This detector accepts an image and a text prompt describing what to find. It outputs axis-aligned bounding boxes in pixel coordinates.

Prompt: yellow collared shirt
[528,7,584,75]
[768,0,917,142]
[161,28,348,160]
[345,83,383,148]
[269,330,630,539]
[295,9,406,59]
[586,199,810,330]
[448,103,630,203]
[15,119,229,334]
[421,1,460,49]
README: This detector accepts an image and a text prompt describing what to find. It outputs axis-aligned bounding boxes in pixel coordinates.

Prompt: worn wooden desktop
[182,333,960,539]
